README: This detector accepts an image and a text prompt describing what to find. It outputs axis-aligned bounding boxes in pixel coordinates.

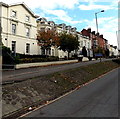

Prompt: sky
[1,0,119,49]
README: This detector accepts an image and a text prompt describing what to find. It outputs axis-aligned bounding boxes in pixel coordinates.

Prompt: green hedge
[19,56,59,64]
[2,46,15,64]
[16,53,49,58]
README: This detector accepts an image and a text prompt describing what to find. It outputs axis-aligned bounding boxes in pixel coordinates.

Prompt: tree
[94,47,105,56]
[82,46,87,57]
[59,33,79,59]
[105,48,110,58]
[37,30,60,55]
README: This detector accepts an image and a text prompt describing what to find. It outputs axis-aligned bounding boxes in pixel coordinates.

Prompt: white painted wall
[77,33,92,56]
[1,3,40,55]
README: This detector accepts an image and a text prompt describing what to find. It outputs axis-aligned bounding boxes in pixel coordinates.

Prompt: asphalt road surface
[2,59,112,83]
[24,68,119,118]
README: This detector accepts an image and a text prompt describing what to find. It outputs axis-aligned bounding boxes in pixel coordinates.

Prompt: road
[2,59,112,84]
[23,68,119,118]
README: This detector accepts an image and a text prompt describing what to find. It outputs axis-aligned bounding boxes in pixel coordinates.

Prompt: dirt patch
[2,60,120,119]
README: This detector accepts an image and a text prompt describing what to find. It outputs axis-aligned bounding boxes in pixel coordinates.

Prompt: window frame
[26,43,30,54]
[26,15,30,22]
[12,24,16,35]
[11,41,16,53]
[11,10,17,18]
[26,27,30,37]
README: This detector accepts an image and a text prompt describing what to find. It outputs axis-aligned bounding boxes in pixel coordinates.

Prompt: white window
[81,41,83,46]
[41,22,45,24]
[40,28,45,32]
[26,28,30,37]
[12,41,16,53]
[26,43,30,53]
[48,28,51,30]
[26,16,30,22]
[11,11,17,18]
[12,24,16,34]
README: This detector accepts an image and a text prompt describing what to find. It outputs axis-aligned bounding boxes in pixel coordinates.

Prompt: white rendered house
[37,19,69,58]
[0,2,40,55]
[77,32,92,57]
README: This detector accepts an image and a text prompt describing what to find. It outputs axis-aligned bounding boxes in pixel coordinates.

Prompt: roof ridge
[1,2,39,18]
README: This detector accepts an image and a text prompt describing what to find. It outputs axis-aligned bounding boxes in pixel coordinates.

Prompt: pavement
[2,58,113,84]
[24,68,119,117]
[15,60,78,69]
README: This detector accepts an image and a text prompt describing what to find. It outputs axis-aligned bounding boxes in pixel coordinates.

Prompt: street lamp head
[101,10,104,12]
[95,10,105,14]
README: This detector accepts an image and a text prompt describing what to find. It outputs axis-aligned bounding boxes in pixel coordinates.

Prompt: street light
[95,10,104,33]
[116,30,120,50]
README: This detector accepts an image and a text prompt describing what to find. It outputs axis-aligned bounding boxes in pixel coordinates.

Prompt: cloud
[46,9,83,25]
[79,4,113,10]
[78,0,118,11]
[104,32,118,47]
[84,17,118,46]
[2,0,79,9]
[79,0,118,3]
[85,17,117,34]
[2,0,118,10]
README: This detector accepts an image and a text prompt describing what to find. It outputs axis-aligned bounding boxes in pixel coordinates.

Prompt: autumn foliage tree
[59,33,79,58]
[94,47,105,56]
[37,30,60,55]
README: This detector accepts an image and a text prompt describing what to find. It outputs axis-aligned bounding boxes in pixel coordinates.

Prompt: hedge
[19,56,59,64]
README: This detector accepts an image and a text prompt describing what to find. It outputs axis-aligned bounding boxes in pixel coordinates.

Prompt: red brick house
[81,29,90,37]
[81,28,108,57]
[96,34,106,49]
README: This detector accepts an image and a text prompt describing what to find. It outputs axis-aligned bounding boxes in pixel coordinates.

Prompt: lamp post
[95,10,104,33]
[95,10,104,62]
[116,30,120,50]
[0,19,2,66]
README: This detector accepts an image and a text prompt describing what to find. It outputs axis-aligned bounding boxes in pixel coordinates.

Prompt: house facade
[37,18,55,32]
[108,45,119,57]
[56,23,66,33]
[37,17,60,57]
[95,34,106,50]
[37,18,78,58]
[1,2,117,59]
[77,32,92,57]
[0,2,39,55]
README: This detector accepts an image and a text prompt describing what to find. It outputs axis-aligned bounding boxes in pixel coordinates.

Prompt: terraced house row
[0,2,119,58]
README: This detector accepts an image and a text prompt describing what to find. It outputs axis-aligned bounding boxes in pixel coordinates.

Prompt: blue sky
[2,0,119,48]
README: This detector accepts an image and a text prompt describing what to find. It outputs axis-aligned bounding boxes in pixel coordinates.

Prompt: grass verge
[2,60,120,119]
